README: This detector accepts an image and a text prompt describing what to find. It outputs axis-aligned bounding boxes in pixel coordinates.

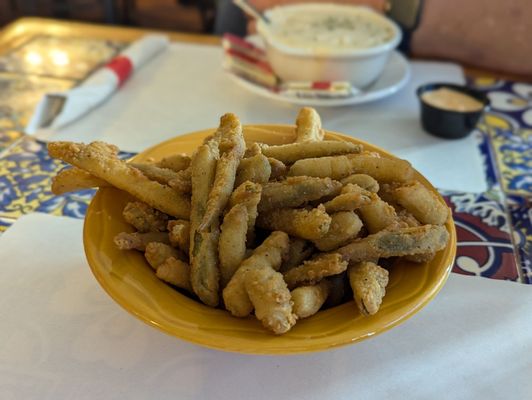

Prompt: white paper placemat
[34,43,486,193]
[0,213,530,399]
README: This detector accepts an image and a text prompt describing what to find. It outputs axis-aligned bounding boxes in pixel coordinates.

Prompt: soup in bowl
[257,4,402,87]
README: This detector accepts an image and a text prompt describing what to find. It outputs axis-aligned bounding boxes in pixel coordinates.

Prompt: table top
[0,17,530,287]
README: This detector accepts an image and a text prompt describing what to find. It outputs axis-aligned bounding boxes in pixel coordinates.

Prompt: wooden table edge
[0,17,220,55]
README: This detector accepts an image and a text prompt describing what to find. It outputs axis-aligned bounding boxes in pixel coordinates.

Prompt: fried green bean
[259,176,341,213]
[337,225,450,263]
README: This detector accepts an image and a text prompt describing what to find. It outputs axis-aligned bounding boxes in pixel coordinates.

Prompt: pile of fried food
[48,107,450,335]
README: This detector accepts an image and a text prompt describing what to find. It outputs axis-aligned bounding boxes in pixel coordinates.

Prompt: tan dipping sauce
[421,88,484,112]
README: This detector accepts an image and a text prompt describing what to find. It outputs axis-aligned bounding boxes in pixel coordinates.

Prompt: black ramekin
[417,83,490,139]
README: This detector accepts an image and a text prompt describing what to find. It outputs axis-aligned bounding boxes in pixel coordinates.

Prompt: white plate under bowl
[227,50,411,107]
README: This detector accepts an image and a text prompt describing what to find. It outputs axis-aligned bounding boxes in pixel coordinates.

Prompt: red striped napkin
[26,35,169,134]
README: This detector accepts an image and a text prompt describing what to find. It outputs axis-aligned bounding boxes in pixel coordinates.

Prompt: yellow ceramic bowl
[84,125,456,355]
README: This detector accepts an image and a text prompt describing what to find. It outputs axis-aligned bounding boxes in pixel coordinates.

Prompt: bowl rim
[83,125,457,355]
[257,4,402,58]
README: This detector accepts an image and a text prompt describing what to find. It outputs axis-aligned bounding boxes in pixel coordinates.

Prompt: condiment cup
[417,83,490,139]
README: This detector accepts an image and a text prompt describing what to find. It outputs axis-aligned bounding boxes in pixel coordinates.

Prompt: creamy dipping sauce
[421,88,484,112]
[263,4,396,52]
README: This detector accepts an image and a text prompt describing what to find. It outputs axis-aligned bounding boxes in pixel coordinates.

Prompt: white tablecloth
[35,43,487,193]
[0,213,530,399]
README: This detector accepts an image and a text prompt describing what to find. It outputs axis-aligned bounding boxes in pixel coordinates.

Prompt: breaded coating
[189,142,220,307]
[228,181,262,242]
[348,155,415,183]
[156,153,191,172]
[342,183,371,195]
[360,150,381,158]
[189,144,217,238]
[87,141,119,155]
[268,157,288,179]
[337,225,450,262]
[223,231,289,317]
[259,176,342,213]
[235,153,271,186]
[260,140,361,164]
[51,167,109,194]
[396,208,422,228]
[291,280,330,319]
[280,237,315,273]
[145,242,187,269]
[228,180,262,207]
[123,201,168,233]
[199,113,246,231]
[393,209,435,260]
[244,142,262,157]
[323,184,374,213]
[167,220,190,253]
[295,107,324,142]
[403,252,436,263]
[312,211,363,251]
[219,204,248,288]
[342,183,359,194]
[257,205,332,241]
[168,168,192,194]
[245,266,297,334]
[114,231,170,251]
[358,197,398,233]
[283,253,348,289]
[340,174,380,193]
[348,261,389,316]
[190,227,220,306]
[156,257,192,291]
[129,162,180,185]
[288,155,354,179]
[289,154,415,183]
[48,141,190,219]
[392,181,450,225]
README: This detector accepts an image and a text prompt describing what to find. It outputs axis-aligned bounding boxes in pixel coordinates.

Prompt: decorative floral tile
[468,78,531,285]
[485,125,531,195]
[442,190,520,281]
[473,128,499,189]
[0,129,23,154]
[0,216,15,233]
[0,35,124,80]
[507,195,532,284]
[472,81,532,196]
[485,82,532,128]
[468,77,505,91]
[0,73,74,131]
[470,79,532,128]
[0,137,134,222]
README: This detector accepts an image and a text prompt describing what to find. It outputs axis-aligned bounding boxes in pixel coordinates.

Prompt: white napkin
[26,35,169,134]
[0,213,530,400]
[28,42,486,193]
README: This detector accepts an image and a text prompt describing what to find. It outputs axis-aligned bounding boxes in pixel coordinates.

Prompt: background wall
[1,0,211,33]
